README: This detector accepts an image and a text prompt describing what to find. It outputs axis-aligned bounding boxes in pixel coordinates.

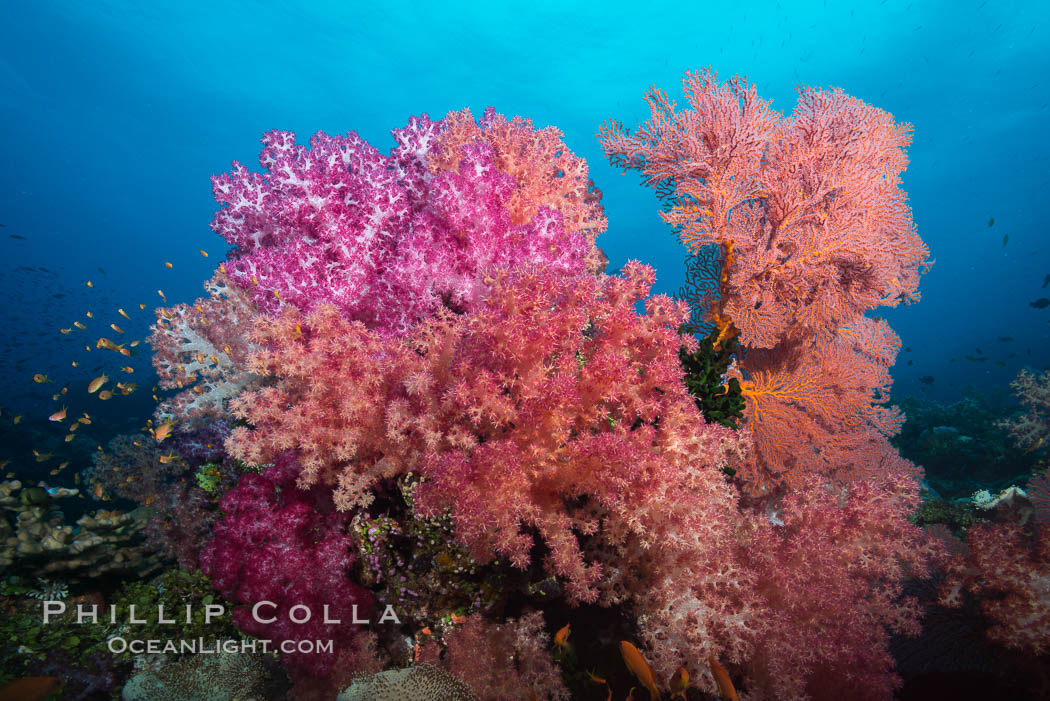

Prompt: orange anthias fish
[554,623,571,651]
[0,676,64,701]
[32,373,52,384]
[98,390,113,400]
[118,308,131,320]
[153,422,174,443]
[88,374,108,393]
[670,666,689,700]
[48,406,66,422]
[620,641,659,701]
[708,656,739,701]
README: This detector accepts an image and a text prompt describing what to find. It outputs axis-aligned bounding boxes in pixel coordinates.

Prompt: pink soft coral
[418,612,568,701]
[940,521,1050,656]
[226,263,743,602]
[623,471,943,701]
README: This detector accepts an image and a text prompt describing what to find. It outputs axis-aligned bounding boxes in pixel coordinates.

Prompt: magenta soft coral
[199,453,374,679]
[210,108,603,336]
[226,263,744,602]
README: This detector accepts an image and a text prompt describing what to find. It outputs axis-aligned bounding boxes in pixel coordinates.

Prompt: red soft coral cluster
[605,469,942,700]
[199,453,375,679]
[940,521,1050,656]
[226,262,743,602]
[418,612,569,701]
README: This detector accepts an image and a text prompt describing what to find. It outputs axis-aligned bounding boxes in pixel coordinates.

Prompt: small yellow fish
[118,308,131,320]
[48,406,66,422]
[119,346,131,357]
[223,344,232,355]
[69,422,79,432]
[110,323,124,334]
[200,249,208,257]
[145,495,155,505]
[60,327,71,334]
[13,415,22,424]
[60,387,67,394]
[138,303,146,310]
[56,461,69,471]
[130,339,140,347]
[219,262,226,274]
[64,433,75,442]
[121,366,134,373]
[88,374,108,393]
[33,450,54,462]
[73,321,86,330]
[93,484,104,499]
[158,289,166,301]
[51,393,60,401]
[98,390,113,400]
[250,275,258,286]
[164,261,173,268]
[33,374,52,384]
[86,311,94,318]
[77,416,91,425]
[86,280,93,288]
[71,361,79,367]
[158,450,178,464]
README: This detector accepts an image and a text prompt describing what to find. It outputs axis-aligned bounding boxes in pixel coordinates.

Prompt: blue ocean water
[2,1,1046,413]
[1,1,1049,698]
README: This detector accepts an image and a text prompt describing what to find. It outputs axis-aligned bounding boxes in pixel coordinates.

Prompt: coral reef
[0,479,164,583]
[337,664,478,701]
[121,652,275,701]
